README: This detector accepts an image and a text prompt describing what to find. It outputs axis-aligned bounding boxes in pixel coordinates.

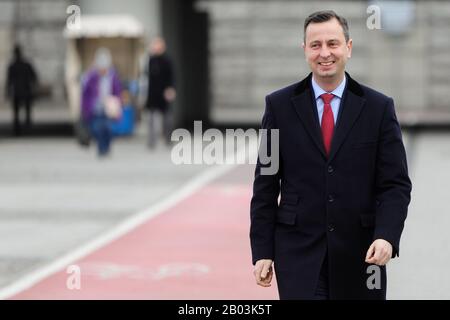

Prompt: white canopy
[64,14,144,38]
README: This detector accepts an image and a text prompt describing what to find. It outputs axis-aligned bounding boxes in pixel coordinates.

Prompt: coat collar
[290,72,366,162]
[293,72,364,97]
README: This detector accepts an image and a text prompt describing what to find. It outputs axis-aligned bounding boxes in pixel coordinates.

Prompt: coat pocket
[360,214,376,228]
[276,210,297,225]
[279,194,299,205]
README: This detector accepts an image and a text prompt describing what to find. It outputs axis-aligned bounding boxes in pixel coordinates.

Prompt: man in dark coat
[5,45,38,136]
[145,37,176,148]
[250,10,412,300]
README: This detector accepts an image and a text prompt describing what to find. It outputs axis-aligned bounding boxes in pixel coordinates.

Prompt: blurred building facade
[0,0,160,115]
[199,0,450,125]
[0,0,72,104]
[1,0,449,128]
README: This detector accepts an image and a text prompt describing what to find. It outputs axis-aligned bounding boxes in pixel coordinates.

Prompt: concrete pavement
[0,118,209,290]
[0,110,449,298]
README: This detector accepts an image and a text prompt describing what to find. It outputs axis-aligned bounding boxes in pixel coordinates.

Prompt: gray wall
[198,0,447,124]
[0,0,161,111]
[0,0,71,106]
[1,0,449,126]
[77,0,161,40]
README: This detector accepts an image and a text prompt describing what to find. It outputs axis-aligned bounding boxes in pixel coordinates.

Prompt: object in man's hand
[104,95,122,119]
[164,87,176,103]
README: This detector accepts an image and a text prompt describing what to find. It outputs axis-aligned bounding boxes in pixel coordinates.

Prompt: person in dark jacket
[145,37,176,148]
[5,45,38,136]
[250,10,412,300]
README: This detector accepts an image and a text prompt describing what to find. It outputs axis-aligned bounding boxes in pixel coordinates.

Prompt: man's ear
[302,42,306,60]
[302,42,308,62]
[347,38,353,58]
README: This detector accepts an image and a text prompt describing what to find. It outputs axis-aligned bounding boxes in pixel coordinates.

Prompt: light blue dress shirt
[311,75,347,125]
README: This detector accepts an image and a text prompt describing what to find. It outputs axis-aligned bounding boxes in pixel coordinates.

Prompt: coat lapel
[290,74,327,159]
[328,73,366,162]
[290,72,366,162]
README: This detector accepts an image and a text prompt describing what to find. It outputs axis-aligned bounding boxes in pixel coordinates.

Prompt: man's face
[151,38,166,55]
[303,18,352,81]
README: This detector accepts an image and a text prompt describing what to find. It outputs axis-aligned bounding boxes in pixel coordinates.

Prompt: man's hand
[365,239,393,266]
[164,87,176,103]
[253,259,273,287]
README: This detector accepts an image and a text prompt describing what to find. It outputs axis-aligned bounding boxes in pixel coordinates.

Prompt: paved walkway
[0,117,449,299]
[8,164,277,299]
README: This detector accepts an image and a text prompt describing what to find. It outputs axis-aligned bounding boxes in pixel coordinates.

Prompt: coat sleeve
[164,57,175,89]
[27,62,38,85]
[374,97,412,258]
[250,95,281,265]
[81,72,94,121]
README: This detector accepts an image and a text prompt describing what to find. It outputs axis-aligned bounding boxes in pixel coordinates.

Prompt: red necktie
[320,93,335,157]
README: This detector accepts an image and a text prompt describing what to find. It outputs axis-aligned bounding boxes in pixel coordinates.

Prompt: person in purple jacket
[81,47,122,156]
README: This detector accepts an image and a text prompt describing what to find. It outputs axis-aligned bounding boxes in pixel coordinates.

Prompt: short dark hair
[304,10,350,43]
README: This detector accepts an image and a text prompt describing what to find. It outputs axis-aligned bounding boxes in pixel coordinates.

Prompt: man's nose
[319,47,331,58]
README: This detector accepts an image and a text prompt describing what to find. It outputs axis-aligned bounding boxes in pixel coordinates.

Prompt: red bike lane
[11,165,278,300]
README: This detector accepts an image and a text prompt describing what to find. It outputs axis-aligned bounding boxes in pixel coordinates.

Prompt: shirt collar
[311,74,347,100]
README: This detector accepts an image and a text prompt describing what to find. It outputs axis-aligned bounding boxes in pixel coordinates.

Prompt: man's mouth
[318,61,335,66]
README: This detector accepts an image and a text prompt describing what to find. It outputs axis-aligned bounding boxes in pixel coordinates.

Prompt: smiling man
[250,10,412,299]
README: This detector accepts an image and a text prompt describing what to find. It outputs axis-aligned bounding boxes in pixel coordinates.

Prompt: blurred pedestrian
[81,47,122,157]
[145,37,176,148]
[5,45,38,136]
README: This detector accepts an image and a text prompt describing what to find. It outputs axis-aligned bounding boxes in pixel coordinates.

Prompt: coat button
[328,195,335,202]
[328,165,334,173]
[328,224,335,232]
